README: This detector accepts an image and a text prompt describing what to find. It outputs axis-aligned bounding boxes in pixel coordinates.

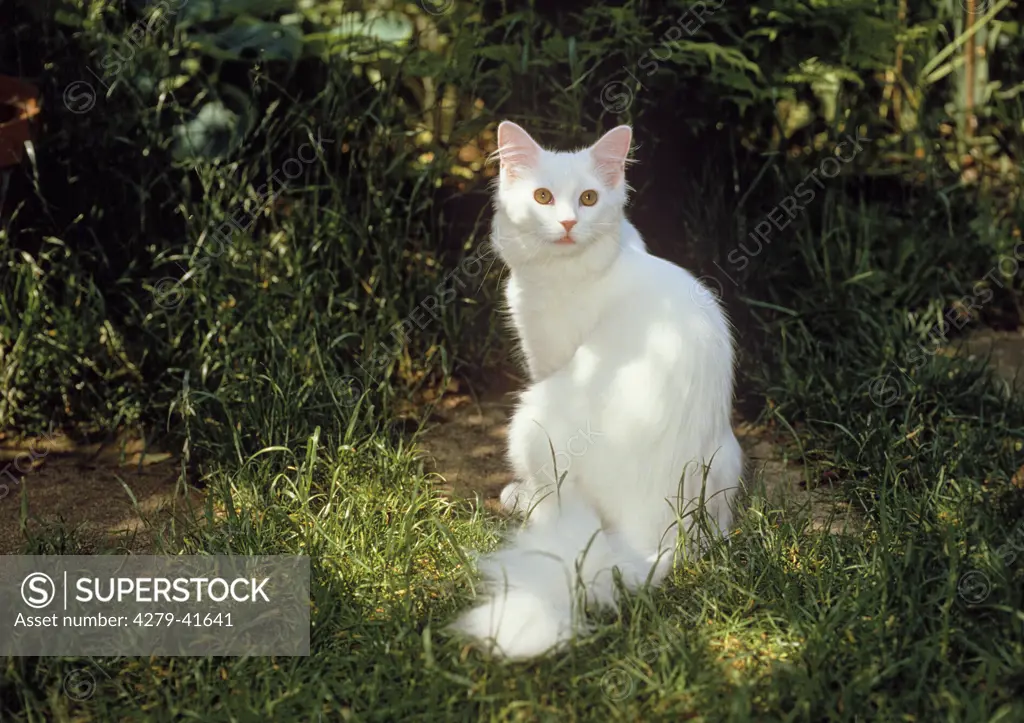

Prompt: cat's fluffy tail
[450,495,654,659]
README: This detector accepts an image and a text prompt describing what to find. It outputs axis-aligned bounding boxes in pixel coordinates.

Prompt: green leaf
[473,46,518,63]
[404,50,448,78]
[303,11,414,61]
[335,11,414,44]
[667,42,763,80]
[189,17,304,63]
[171,87,255,162]
[53,9,83,26]
[177,0,297,26]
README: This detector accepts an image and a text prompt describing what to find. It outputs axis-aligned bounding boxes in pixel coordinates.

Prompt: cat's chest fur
[504,274,611,381]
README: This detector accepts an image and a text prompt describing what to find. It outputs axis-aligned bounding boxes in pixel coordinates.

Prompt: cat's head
[491,121,632,267]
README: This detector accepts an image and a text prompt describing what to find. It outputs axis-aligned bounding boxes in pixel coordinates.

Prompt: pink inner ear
[497,121,541,178]
[590,125,632,187]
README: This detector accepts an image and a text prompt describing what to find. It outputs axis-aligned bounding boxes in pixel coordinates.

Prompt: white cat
[451,121,742,659]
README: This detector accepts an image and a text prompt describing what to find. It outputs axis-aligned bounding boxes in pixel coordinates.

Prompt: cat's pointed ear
[497,121,542,178]
[590,125,633,188]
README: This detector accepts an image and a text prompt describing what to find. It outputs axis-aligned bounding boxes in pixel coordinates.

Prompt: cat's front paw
[499,483,527,515]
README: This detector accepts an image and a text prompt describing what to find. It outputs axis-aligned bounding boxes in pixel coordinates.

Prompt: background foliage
[2,0,1022,442]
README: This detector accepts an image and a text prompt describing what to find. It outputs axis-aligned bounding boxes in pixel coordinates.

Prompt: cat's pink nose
[560,220,577,233]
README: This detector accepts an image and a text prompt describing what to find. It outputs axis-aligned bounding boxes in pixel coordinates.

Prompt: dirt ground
[4,328,1021,554]
[0,432,203,554]
[956,327,1024,392]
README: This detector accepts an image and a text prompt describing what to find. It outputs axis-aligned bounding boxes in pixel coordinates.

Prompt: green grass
[4,437,1023,721]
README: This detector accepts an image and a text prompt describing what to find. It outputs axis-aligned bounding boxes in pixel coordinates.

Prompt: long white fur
[450,121,742,659]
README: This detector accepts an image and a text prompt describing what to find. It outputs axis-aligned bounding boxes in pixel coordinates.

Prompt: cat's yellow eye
[534,188,553,205]
[580,190,599,207]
